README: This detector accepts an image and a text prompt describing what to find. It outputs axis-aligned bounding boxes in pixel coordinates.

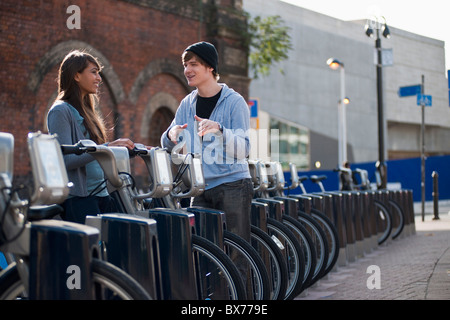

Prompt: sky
[281,0,450,72]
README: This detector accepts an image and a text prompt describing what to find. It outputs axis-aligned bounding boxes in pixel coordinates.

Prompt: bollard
[432,171,440,220]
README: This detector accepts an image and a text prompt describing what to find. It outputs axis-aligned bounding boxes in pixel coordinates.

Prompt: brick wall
[0,0,250,186]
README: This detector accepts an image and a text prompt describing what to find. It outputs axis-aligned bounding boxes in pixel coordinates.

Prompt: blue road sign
[248,99,258,118]
[417,94,432,106]
[398,84,422,97]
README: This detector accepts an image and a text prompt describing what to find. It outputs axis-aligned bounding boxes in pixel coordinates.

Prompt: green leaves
[246,14,293,79]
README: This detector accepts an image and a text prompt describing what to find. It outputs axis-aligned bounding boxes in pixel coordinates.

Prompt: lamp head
[327,58,343,70]
[365,25,374,38]
[382,24,391,39]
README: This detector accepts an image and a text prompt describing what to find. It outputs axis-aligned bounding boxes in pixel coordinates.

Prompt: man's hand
[168,124,188,144]
[194,115,221,137]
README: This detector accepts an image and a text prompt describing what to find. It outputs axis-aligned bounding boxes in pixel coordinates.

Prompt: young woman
[47,50,135,223]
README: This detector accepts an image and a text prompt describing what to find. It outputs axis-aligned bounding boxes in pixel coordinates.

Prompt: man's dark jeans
[192,178,253,242]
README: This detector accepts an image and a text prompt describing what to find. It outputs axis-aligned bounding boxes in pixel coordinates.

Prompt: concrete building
[244,0,450,170]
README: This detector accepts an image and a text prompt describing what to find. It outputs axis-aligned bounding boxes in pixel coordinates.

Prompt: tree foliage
[245,14,293,79]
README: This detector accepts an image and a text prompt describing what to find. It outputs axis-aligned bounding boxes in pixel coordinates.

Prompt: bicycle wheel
[297,211,329,285]
[0,263,24,299]
[373,200,392,245]
[250,225,287,300]
[282,214,316,290]
[92,258,152,300]
[388,199,405,240]
[267,218,304,300]
[311,208,340,275]
[0,259,152,300]
[192,234,247,300]
[223,230,270,300]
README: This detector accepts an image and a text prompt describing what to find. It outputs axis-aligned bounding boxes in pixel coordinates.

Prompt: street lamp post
[365,18,390,189]
[327,58,349,167]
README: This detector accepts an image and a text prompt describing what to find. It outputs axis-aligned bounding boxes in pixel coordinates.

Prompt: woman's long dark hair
[55,50,108,144]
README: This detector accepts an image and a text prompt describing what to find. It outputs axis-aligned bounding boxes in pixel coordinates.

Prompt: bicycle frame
[0,132,101,299]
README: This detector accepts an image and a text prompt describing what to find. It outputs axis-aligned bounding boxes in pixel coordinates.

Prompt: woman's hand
[107,138,135,150]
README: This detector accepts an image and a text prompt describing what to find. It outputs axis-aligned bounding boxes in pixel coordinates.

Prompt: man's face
[183,56,213,88]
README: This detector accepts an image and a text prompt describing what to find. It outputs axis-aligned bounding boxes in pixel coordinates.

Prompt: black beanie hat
[185,41,218,72]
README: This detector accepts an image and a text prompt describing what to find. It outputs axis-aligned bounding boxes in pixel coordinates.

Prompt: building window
[270,118,310,170]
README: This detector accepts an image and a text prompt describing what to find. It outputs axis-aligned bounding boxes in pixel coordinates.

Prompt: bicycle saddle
[28,204,64,221]
[309,175,327,183]
[298,176,308,182]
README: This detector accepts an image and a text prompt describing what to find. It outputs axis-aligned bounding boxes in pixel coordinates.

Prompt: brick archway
[129,57,190,105]
[141,92,178,147]
[148,107,175,147]
[29,40,126,135]
[28,40,126,105]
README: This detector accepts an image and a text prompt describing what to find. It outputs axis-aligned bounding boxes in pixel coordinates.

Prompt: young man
[161,41,253,242]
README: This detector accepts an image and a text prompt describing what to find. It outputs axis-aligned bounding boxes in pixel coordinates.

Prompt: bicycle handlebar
[128,143,150,157]
[248,160,269,193]
[264,162,279,192]
[61,140,123,189]
[133,147,173,199]
[169,153,205,198]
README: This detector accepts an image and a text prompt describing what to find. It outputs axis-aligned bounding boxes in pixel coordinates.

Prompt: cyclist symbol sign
[417,94,432,106]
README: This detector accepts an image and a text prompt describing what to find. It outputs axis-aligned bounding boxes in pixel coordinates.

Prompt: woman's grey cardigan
[47,101,97,197]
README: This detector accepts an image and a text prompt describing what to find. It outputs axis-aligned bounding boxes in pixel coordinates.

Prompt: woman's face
[74,61,102,96]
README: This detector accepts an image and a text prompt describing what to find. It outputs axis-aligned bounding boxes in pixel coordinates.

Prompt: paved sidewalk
[295,201,450,300]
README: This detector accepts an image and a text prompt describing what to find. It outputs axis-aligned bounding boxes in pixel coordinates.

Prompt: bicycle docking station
[83,144,235,300]
[250,161,288,295]
[248,160,270,235]
[86,213,163,300]
[304,167,415,270]
[250,160,285,225]
[143,208,198,300]
[0,130,416,301]
[160,152,233,299]
[27,132,104,299]
[29,219,100,299]
[0,132,105,299]
[249,160,309,299]
[164,152,227,249]
[1,132,256,300]
[85,144,199,300]
[247,158,416,301]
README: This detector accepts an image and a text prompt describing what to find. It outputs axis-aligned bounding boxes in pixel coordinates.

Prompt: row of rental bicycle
[0,131,414,300]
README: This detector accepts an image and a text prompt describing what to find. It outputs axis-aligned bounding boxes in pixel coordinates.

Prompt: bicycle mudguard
[254,198,284,221]
[141,208,198,300]
[28,220,100,299]
[251,201,269,232]
[288,194,313,214]
[86,213,163,300]
[27,204,64,221]
[186,206,225,248]
[273,196,300,219]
